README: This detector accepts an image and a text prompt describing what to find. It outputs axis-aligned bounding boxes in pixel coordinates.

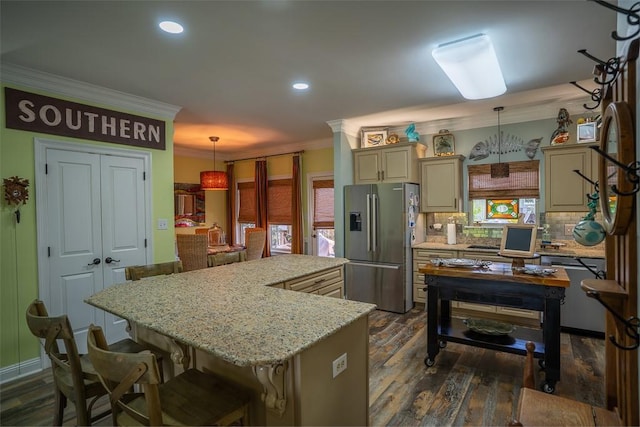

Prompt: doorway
[35,139,152,354]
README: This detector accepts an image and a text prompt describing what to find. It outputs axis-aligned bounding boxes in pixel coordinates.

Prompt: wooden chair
[244,227,266,261]
[25,300,163,426]
[125,261,183,281]
[510,342,621,426]
[87,324,250,426]
[176,234,208,271]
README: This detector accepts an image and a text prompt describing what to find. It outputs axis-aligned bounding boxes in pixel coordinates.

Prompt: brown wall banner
[4,87,166,150]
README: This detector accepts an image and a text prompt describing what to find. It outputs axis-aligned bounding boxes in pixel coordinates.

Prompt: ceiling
[1,1,618,159]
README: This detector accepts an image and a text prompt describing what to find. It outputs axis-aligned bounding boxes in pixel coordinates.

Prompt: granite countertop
[86,255,375,367]
[413,241,605,259]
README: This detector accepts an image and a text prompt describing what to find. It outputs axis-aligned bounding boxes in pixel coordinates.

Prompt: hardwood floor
[1,306,605,426]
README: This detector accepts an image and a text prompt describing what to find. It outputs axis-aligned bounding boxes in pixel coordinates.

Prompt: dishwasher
[541,255,606,336]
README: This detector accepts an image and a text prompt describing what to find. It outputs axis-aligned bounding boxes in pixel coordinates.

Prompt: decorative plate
[463,318,516,335]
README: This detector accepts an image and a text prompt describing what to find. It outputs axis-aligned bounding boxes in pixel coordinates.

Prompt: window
[268,179,292,254]
[236,178,294,253]
[472,198,538,224]
[237,181,256,245]
[468,160,540,225]
[311,178,334,257]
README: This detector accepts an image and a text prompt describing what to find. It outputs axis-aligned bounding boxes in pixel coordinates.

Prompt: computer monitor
[499,224,537,258]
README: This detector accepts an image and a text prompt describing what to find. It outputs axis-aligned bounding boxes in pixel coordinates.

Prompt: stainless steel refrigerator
[344,182,423,313]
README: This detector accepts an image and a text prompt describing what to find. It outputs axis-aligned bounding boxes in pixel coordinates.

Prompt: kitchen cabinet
[542,143,599,212]
[353,144,425,184]
[285,266,344,298]
[412,248,457,303]
[419,155,465,212]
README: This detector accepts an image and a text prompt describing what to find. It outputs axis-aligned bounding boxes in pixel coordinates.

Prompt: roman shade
[468,160,540,199]
[312,179,334,229]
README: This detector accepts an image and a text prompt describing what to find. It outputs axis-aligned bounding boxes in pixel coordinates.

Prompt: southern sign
[4,87,166,150]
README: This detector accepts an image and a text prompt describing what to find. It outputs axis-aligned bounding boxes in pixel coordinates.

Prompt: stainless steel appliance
[344,183,423,313]
[541,255,606,335]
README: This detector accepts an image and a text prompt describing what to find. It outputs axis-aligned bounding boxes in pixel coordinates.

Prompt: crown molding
[326,119,360,137]
[174,137,333,160]
[1,63,182,119]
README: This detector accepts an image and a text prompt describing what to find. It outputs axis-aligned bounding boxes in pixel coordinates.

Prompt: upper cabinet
[353,144,425,184]
[542,143,598,212]
[419,155,465,212]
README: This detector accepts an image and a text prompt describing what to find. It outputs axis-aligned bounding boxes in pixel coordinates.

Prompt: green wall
[0,82,177,370]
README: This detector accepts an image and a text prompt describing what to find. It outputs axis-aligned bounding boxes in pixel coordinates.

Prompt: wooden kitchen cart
[420,262,569,393]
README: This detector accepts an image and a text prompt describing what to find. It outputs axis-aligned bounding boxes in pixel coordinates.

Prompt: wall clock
[598,101,635,235]
[3,176,29,206]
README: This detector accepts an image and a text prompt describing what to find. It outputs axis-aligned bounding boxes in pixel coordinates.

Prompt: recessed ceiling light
[159,21,184,34]
[292,82,309,90]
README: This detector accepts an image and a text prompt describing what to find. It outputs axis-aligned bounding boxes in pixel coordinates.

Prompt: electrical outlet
[564,224,575,236]
[158,218,168,230]
[332,353,347,378]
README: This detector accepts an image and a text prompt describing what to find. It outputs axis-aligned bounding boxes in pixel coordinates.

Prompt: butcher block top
[419,262,570,287]
[86,255,375,367]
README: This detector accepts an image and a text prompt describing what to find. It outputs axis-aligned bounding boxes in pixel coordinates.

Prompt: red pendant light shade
[200,170,228,190]
[200,136,228,191]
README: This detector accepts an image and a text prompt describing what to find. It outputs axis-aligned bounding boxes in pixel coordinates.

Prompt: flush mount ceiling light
[432,33,506,100]
[159,20,184,34]
[491,106,510,178]
[200,136,228,191]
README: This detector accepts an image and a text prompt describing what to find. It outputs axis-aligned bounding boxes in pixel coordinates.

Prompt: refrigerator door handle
[366,193,371,252]
[348,262,400,270]
[372,193,378,251]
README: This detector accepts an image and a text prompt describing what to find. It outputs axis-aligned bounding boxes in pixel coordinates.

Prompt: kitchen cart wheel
[439,339,447,349]
[541,382,555,394]
[538,359,546,369]
[424,357,435,367]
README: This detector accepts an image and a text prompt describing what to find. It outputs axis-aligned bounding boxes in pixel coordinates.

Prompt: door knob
[87,258,101,266]
[105,257,120,264]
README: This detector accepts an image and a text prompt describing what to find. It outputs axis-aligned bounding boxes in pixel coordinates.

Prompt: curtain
[255,159,270,257]
[468,160,540,199]
[291,154,303,254]
[225,163,236,245]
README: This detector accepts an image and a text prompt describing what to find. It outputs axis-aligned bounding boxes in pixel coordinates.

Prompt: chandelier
[200,136,228,190]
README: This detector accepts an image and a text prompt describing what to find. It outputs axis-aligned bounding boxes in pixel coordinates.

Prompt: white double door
[37,140,151,353]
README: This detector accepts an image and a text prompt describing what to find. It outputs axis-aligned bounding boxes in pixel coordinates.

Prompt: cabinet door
[354,151,381,184]
[381,146,411,182]
[420,157,462,212]
[412,248,457,303]
[544,145,594,211]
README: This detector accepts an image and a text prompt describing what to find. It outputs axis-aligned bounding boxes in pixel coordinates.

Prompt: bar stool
[25,300,165,426]
[87,324,250,426]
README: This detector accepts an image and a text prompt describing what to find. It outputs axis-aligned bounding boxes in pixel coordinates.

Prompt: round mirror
[598,101,635,235]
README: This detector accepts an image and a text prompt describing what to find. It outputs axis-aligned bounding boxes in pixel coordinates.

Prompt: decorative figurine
[550,108,572,145]
[405,123,420,142]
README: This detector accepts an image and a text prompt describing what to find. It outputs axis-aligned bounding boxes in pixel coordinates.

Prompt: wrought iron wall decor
[590,0,640,41]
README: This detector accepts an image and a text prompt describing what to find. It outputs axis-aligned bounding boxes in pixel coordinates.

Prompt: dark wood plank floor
[1,306,605,426]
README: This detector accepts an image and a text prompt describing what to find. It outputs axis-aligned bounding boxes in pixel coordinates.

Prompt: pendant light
[200,136,228,190]
[491,106,510,178]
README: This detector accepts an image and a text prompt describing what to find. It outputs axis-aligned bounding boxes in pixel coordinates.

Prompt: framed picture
[577,122,597,143]
[361,127,388,148]
[433,131,455,156]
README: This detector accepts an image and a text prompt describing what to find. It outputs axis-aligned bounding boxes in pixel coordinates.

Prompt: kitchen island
[86,255,376,426]
[420,261,569,393]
